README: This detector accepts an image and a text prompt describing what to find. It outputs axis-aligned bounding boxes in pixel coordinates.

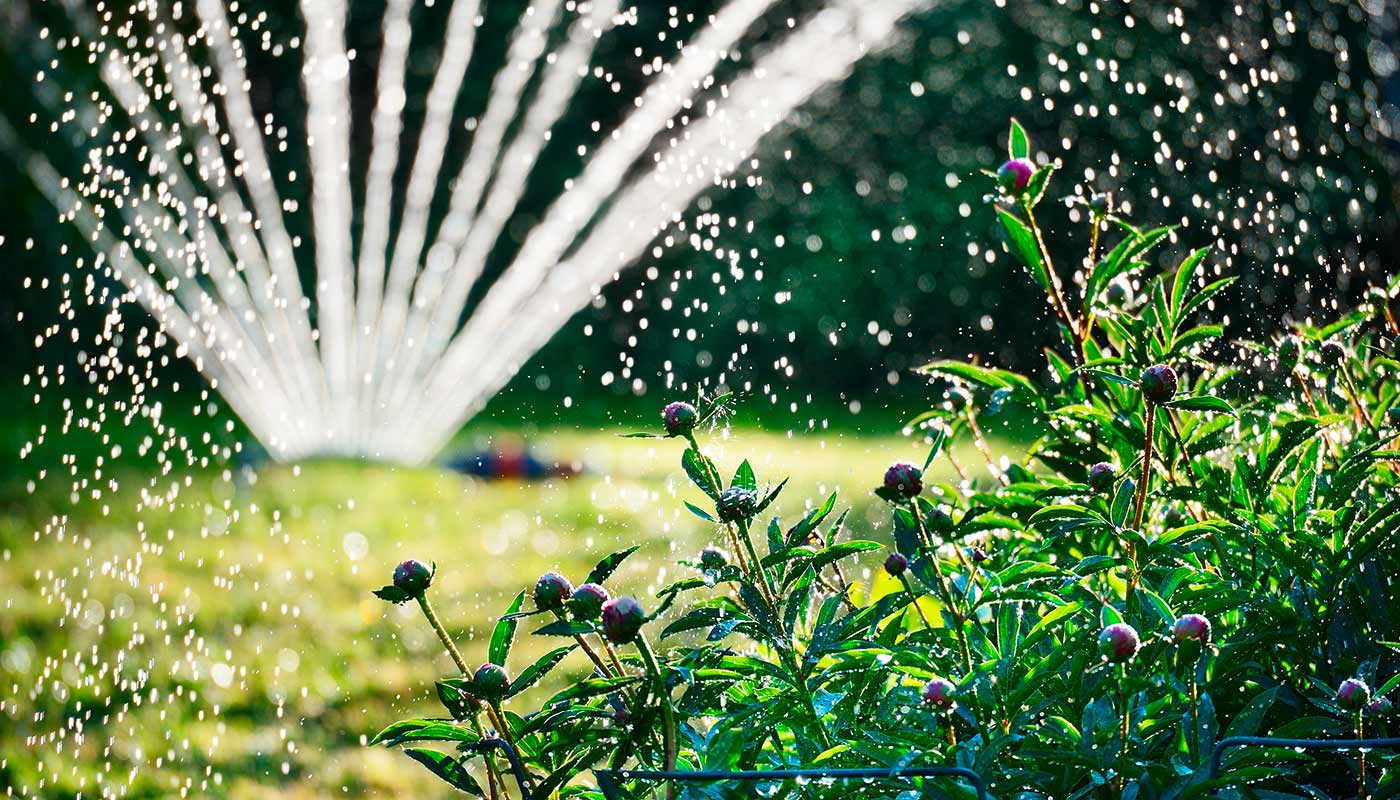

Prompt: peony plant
[367,121,1400,798]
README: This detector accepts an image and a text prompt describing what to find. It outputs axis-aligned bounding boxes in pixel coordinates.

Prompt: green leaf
[684,501,715,522]
[1166,395,1236,416]
[1224,687,1278,739]
[1111,476,1136,528]
[1023,163,1056,207]
[919,359,1042,401]
[1170,246,1211,322]
[922,427,947,471]
[374,585,412,604]
[586,545,641,585]
[1081,368,1139,388]
[786,491,838,546]
[704,727,744,772]
[489,591,526,665]
[732,459,757,491]
[435,679,475,720]
[1023,601,1084,649]
[533,619,595,637]
[997,207,1053,297]
[1178,276,1237,321]
[371,719,475,746]
[1132,586,1175,627]
[696,391,735,424]
[755,477,789,515]
[403,748,483,795]
[682,447,722,500]
[1008,118,1030,159]
[507,645,574,697]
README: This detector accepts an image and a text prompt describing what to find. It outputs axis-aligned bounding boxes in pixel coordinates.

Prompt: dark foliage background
[0,0,1396,430]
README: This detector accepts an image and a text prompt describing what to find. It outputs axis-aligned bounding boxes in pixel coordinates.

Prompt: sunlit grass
[0,426,1002,798]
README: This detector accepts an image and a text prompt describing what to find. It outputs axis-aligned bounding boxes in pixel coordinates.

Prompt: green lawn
[0,426,1001,798]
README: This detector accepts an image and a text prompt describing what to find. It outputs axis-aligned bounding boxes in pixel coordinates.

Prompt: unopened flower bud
[997,158,1035,194]
[1098,623,1140,663]
[883,462,923,499]
[715,487,759,522]
[473,663,510,703]
[662,401,698,437]
[568,583,610,621]
[1172,613,1211,645]
[1087,462,1117,494]
[883,552,909,577]
[1140,365,1178,404]
[600,596,646,644]
[392,559,433,597]
[533,572,573,611]
[1336,678,1371,712]
[922,677,956,709]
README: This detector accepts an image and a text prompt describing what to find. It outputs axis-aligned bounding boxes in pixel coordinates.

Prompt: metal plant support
[1208,735,1400,790]
[593,765,988,800]
[463,737,534,798]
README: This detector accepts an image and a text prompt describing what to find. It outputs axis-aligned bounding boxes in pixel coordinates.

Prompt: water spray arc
[6,0,928,463]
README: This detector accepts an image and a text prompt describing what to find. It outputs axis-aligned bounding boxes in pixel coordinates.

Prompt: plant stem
[417,595,471,676]
[1022,199,1085,370]
[1119,664,1131,745]
[600,637,628,676]
[416,596,509,798]
[964,407,1010,487]
[1189,668,1200,766]
[776,646,832,750]
[1132,403,1156,531]
[636,635,678,799]
[1340,365,1377,433]
[736,518,781,620]
[945,447,971,484]
[898,574,936,629]
[1382,300,1400,336]
[1357,713,1367,800]
[1127,402,1156,599]
[908,500,973,675]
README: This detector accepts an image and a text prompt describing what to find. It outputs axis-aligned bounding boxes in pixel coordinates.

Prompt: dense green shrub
[370,122,1400,798]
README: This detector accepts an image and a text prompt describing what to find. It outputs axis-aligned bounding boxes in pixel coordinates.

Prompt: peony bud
[883,552,909,577]
[1087,462,1117,494]
[883,462,924,499]
[1171,613,1211,645]
[925,507,955,535]
[1319,341,1346,370]
[533,572,574,611]
[662,401,698,437]
[997,158,1035,194]
[473,663,510,703]
[699,546,729,571]
[1336,678,1371,712]
[922,677,956,709]
[715,487,760,522]
[1098,623,1140,663]
[392,559,434,597]
[568,583,610,621]
[600,596,646,644]
[1140,365,1178,404]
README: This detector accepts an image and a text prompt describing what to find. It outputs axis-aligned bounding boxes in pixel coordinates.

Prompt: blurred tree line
[0,0,1395,433]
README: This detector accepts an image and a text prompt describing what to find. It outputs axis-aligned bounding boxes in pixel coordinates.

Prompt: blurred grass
[0,424,1011,798]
